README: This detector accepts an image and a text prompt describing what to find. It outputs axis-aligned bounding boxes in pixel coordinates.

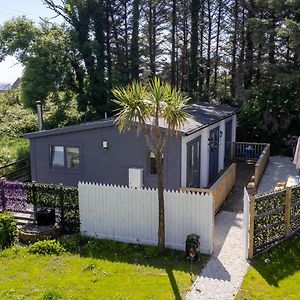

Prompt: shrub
[0,212,17,250]
[28,240,65,255]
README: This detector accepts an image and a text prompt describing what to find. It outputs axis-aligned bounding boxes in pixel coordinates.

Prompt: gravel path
[186,156,298,299]
[186,211,249,300]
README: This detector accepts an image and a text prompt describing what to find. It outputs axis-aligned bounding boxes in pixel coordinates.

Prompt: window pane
[51,146,64,167]
[187,141,200,187]
[150,156,157,174]
[67,147,80,168]
[149,152,163,175]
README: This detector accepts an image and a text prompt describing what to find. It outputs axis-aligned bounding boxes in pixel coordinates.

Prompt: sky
[0,0,61,83]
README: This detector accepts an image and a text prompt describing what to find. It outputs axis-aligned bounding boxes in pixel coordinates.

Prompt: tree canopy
[0,0,299,146]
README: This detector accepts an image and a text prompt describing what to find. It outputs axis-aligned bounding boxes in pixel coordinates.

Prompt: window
[67,147,80,168]
[51,146,64,167]
[50,145,80,169]
[149,152,163,175]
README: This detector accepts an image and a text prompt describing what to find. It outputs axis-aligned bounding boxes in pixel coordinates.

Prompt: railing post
[284,187,292,237]
[248,194,255,259]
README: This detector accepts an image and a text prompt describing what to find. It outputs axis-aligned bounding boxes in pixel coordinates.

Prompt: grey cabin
[24,102,239,190]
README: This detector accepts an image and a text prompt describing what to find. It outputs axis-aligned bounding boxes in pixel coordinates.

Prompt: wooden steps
[0,209,34,227]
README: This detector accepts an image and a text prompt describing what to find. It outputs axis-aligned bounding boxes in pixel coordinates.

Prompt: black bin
[36,207,56,226]
[186,234,200,260]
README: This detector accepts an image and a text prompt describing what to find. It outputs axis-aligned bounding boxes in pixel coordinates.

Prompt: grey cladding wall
[30,126,182,190]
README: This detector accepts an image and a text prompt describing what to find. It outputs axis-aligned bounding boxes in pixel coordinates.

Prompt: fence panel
[248,184,300,257]
[79,182,214,254]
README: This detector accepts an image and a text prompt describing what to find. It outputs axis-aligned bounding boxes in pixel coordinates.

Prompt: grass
[0,236,209,299]
[237,234,300,300]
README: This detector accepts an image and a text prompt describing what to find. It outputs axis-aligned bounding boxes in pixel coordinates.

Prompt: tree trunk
[130,0,140,80]
[214,0,222,86]
[148,0,157,77]
[238,5,246,77]
[268,16,276,65]
[206,0,212,88]
[199,1,205,95]
[256,42,262,84]
[231,0,238,98]
[156,151,165,253]
[91,0,107,114]
[124,0,129,74]
[189,0,201,99]
[244,0,255,90]
[105,1,112,90]
[171,0,177,87]
[181,2,189,92]
[107,0,128,83]
[154,109,165,253]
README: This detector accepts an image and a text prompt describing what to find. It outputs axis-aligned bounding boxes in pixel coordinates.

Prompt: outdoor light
[102,140,108,150]
[220,131,223,138]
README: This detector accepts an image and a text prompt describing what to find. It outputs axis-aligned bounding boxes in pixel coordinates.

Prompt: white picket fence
[243,188,250,258]
[78,182,214,254]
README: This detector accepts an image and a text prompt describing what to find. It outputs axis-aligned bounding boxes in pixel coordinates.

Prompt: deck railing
[253,144,270,189]
[0,158,31,182]
[233,142,270,189]
[233,142,267,161]
[181,163,236,214]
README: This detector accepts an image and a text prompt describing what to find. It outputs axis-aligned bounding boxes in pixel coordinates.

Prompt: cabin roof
[24,102,239,139]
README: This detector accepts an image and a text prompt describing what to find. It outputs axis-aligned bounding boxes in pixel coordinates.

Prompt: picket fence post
[248,194,255,259]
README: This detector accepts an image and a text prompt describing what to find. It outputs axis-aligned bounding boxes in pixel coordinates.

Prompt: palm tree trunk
[156,152,165,253]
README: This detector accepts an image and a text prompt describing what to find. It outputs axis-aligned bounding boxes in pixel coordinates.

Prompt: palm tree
[112,77,190,253]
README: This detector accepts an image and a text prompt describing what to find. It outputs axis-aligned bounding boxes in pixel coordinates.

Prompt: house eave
[23,119,115,139]
[185,110,239,136]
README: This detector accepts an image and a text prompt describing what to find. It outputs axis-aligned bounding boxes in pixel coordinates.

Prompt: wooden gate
[245,185,300,258]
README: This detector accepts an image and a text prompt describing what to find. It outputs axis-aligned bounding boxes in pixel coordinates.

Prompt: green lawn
[0,236,209,299]
[237,235,300,300]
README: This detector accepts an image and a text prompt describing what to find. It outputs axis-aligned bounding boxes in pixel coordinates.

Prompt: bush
[0,137,29,166]
[28,240,65,255]
[0,212,18,250]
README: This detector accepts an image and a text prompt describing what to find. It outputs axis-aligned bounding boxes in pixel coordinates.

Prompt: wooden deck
[220,161,255,212]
